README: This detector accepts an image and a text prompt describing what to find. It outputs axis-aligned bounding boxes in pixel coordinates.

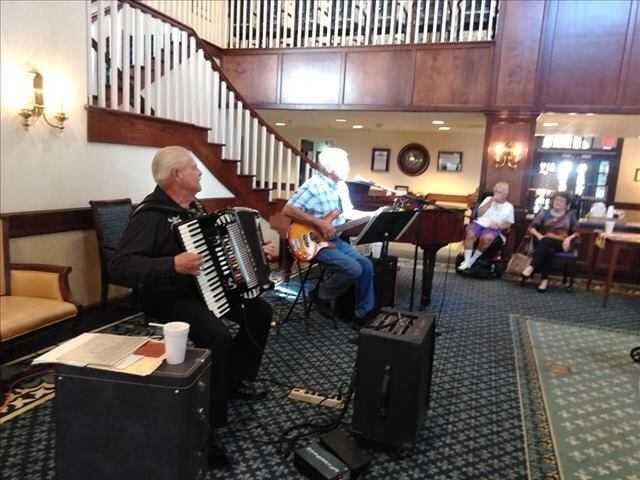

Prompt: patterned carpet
[512,315,640,480]
[1,256,639,480]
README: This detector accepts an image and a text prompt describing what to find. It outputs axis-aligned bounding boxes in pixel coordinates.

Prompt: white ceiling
[258,110,486,133]
[258,109,640,139]
[536,113,640,139]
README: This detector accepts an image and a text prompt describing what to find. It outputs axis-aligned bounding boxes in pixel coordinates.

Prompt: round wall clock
[397,143,430,176]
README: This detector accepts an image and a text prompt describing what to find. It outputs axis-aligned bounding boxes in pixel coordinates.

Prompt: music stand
[354,209,419,258]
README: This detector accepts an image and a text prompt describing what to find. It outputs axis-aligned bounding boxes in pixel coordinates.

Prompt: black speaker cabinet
[352,309,435,446]
[373,255,398,309]
[55,348,211,480]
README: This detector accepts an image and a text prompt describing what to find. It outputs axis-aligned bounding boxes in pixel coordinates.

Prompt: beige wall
[275,127,485,197]
[0,1,232,214]
[616,137,640,204]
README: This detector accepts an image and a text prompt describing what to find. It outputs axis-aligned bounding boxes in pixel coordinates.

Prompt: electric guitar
[287,211,371,262]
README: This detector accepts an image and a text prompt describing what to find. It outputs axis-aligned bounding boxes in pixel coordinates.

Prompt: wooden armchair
[0,217,79,351]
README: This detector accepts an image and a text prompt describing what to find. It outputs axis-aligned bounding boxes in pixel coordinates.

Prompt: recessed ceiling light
[335,118,347,123]
[438,126,451,131]
[543,122,559,127]
[432,120,445,125]
[352,124,364,129]
[275,122,286,126]
[586,113,595,116]
[568,113,576,116]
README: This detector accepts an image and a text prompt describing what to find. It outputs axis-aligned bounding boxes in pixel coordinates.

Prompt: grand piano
[347,182,467,307]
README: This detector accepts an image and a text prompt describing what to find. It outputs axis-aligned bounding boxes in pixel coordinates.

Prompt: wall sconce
[494,141,523,169]
[19,69,68,130]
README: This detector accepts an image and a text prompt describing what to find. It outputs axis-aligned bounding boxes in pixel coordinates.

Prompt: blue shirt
[287,174,349,226]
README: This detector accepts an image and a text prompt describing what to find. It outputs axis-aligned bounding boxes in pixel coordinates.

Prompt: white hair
[152,146,192,187]
[318,147,350,180]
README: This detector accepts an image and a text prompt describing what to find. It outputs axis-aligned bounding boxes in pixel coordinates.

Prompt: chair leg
[566,261,575,291]
[100,279,108,306]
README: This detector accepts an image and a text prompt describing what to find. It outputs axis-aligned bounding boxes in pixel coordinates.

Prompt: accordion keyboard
[178,220,231,318]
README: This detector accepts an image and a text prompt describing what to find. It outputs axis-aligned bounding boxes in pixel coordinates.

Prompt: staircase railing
[87,0,319,203]
[229,0,500,49]
[132,1,500,49]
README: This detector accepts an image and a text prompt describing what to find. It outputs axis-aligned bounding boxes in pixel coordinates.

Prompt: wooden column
[480,113,539,208]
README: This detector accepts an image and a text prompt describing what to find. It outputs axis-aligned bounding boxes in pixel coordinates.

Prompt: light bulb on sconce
[493,141,523,169]
[18,69,68,130]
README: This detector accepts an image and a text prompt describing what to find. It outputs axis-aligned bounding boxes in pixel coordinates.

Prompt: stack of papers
[33,333,166,376]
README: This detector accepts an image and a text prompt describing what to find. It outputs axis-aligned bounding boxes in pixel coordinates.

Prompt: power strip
[288,387,345,409]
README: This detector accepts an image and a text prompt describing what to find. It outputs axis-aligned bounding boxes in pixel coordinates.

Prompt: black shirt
[110,186,207,313]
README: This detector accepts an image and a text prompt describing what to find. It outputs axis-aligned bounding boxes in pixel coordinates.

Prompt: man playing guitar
[282,147,375,326]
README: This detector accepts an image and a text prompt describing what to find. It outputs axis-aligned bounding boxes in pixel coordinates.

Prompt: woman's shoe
[537,279,549,293]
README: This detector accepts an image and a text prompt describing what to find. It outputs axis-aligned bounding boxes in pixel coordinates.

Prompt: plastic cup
[604,220,615,235]
[163,321,190,365]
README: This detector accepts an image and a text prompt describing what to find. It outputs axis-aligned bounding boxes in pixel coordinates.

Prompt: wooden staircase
[87,0,321,226]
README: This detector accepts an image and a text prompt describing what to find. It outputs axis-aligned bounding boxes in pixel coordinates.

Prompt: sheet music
[34,333,149,367]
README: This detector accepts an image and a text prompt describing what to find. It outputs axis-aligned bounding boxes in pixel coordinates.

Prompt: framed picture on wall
[635,168,640,182]
[437,151,463,172]
[371,148,390,172]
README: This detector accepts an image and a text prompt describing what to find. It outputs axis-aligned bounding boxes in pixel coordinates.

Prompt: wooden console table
[586,232,640,307]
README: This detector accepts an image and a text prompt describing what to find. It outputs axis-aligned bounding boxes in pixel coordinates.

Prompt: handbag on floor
[505,236,533,275]
[505,253,531,275]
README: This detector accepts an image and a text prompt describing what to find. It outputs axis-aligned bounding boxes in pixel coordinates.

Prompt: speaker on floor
[55,349,211,480]
[352,309,435,446]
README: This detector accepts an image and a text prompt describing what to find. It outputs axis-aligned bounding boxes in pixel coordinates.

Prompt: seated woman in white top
[458,182,515,271]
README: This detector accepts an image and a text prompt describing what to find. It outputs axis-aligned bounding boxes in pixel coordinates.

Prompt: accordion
[176,207,274,318]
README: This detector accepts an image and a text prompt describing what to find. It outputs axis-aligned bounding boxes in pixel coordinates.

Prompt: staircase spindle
[109,0,118,110]
[285,149,292,198]
[487,0,497,43]
[468,0,476,42]
[277,141,284,199]
[243,109,251,174]
[133,8,142,114]
[97,1,106,108]
[144,13,152,114]
[260,125,267,189]
[219,81,227,155]
[235,100,242,162]
[268,133,275,201]
[251,117,259,187]
[227,90,236,160]
[211,70,220,142]
[275,0,282,47]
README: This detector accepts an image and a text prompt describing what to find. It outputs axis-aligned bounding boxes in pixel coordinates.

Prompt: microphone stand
[404,195,432,312]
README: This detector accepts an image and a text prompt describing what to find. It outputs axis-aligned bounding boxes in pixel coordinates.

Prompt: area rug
[511,314,640,480]
[0,314,151,425]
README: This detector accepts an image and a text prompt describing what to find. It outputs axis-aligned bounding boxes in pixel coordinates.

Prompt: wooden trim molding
[7,208,94,238]
[615,202,640,211]
[4,197,239,238]
[1,216,10,292]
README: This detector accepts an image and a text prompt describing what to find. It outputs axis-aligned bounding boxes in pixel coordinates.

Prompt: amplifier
[352,309,435,446]
[55,348,211,480]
